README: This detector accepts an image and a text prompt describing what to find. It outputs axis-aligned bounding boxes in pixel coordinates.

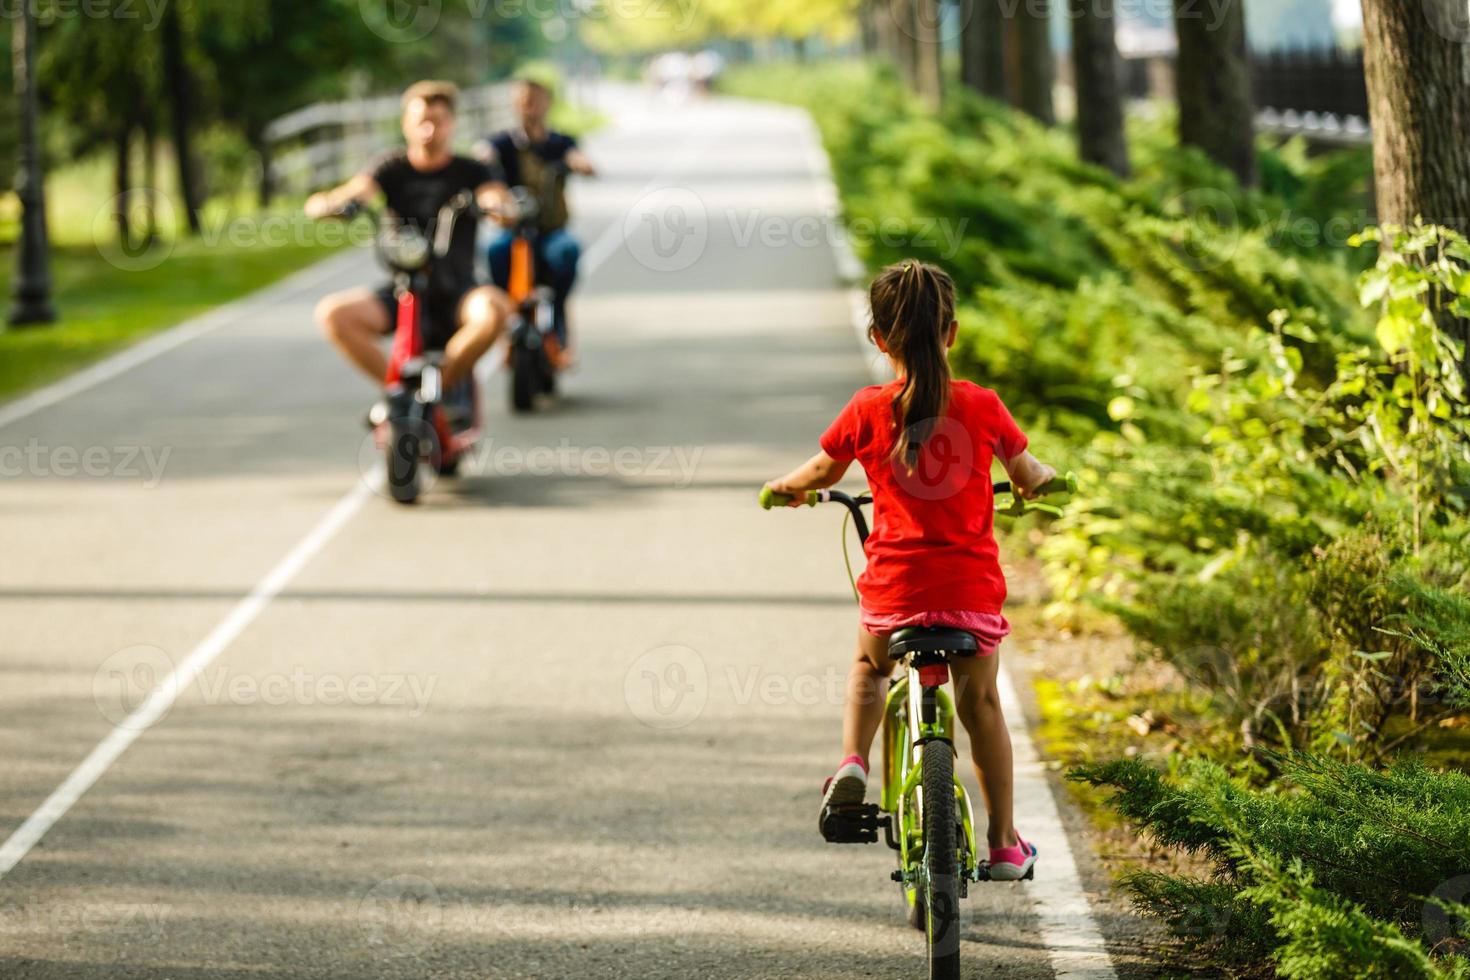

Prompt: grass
[0,234,347,401]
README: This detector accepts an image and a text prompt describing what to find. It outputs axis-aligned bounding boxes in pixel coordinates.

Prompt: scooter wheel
[510,344,538,413]
[386,419,422,504]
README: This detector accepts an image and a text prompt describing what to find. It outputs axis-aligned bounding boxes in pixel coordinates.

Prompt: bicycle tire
[922,744,961,980]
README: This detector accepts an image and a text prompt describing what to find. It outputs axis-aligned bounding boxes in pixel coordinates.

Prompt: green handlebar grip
[999,472,1079,500]
[1036,472,1080,497]
[759,487,819,510]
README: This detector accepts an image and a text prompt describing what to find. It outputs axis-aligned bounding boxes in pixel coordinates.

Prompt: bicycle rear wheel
[921,744,961,980]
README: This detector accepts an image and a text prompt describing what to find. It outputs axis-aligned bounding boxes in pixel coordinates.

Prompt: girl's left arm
[764,451,852,506]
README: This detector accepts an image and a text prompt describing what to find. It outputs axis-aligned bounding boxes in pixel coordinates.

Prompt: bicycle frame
[882,647,983,899]
[817,491,982,890]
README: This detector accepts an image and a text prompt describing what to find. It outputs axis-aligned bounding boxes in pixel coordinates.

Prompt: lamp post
[9,0,55,327]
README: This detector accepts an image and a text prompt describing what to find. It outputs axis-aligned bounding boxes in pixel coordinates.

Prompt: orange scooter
[500,186,566,413]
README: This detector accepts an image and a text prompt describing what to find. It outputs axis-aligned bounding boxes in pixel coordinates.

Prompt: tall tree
[160,1,202,233]
[911,0,943,109]
[960,0,1008,100]
[1015,0,1055,124]
[39,2,160,244]
[1359,0,1470,238]
[1070,0,1128,175]
[197,0,382,206]
[1172,0,1256,187]
[887,0,921,93]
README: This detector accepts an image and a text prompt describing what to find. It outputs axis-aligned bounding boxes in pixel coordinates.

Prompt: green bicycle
[759,473,1077,980]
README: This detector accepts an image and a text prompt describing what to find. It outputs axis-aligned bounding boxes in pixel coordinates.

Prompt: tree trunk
[1361,0,1470,386]
[858,1,879,56]
[961,0,1009,100]
[1070,0,1129,175]
[1015,0,1055,124]
[250,126,274,209]
[141,110,160,243]
[114,123,131,244]
[872,0,901,71]
[161,1,202,234]
[1360,0,1470,237]
[887,0,920,93]
[1172,0,1256,187]
[912,0,943,109]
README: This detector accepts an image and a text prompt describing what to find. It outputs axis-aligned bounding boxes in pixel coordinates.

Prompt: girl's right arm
[1003,451,1057,500]
[764,451,852,507]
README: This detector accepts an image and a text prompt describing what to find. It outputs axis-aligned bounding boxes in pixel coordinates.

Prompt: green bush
[1074,754,1470,976]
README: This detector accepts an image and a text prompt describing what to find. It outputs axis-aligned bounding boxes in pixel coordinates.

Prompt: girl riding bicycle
[764,260,1056,881]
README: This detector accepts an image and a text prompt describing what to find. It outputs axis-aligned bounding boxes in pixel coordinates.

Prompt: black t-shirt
[367,152,502,294]
[487,130,577,232]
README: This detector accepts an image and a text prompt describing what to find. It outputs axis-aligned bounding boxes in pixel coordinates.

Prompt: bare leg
[316,289,390,384]
[442,286,512,387]
[950,650,1017,848]
[841,629,897,769]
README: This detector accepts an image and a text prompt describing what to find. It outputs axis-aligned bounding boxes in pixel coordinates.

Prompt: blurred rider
[476,78,596,353]
[307,81,513,389]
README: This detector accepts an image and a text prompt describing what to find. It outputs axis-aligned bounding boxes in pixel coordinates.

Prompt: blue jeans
[486,227,581,346]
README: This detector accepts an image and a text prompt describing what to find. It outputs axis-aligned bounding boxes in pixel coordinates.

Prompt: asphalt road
[0,90,1126,979]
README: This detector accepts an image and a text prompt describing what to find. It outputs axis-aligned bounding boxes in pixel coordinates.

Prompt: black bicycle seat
[887,627,980,658]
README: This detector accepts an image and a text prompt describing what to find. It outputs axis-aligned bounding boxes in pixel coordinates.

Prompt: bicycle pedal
[820,803,883,844]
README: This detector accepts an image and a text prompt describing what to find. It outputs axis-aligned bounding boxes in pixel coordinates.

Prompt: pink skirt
[859,607,1010,657]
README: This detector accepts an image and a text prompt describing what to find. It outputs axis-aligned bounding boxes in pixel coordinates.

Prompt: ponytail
[868,261,956,469]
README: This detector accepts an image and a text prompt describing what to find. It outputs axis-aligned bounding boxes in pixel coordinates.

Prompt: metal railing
[1121,47,1373,146]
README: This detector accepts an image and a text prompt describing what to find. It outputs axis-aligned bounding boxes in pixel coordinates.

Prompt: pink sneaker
[819,755,868,828]
[987,833,1038,881]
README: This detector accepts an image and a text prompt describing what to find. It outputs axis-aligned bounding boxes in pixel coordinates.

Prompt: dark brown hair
[868,260,956,467]
[402,80,459,115]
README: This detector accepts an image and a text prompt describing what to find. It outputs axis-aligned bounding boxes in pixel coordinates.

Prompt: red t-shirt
[820,380,1029,616]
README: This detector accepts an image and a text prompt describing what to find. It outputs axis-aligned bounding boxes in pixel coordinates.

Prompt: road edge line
[799,109,1118,979]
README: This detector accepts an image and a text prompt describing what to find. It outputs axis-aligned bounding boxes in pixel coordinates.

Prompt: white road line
[0,249,365,433]
[0,480,374,881]
[799,113,1118,979]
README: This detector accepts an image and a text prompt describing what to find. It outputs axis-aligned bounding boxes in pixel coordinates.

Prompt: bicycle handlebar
[993,473,1079,499]
[759,472,1079,513]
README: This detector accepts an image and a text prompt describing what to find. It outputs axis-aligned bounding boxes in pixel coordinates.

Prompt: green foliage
[1073,755,1470,976]
[1242,857,1469,980]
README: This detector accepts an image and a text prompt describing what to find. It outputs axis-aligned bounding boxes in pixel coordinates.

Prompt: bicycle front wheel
[921,744,961,980]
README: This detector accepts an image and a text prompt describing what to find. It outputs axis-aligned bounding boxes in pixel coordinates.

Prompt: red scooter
[334,194,484,504]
